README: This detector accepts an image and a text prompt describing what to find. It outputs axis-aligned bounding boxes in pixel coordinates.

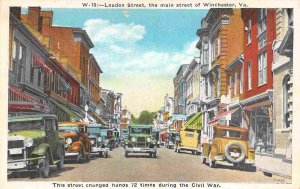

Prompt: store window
[250,108,273,154]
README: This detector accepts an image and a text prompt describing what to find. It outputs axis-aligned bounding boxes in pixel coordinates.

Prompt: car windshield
[88,127,101,134]
[58,126,79,133]
[131,128,151,134]
[8,120,44,132]
[222,130,241,138]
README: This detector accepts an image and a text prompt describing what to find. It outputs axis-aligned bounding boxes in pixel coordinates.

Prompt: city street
[8,146,289,183]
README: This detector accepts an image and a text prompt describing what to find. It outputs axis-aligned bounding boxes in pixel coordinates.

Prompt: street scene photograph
[7,6,293,184]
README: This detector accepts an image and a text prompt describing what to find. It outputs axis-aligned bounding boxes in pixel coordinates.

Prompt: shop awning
[184,112,202,130]
[51,100,82,122]
[8,86,49,113]
[209,108,238,125]
[243,100,271,111]
[92,112,107,125]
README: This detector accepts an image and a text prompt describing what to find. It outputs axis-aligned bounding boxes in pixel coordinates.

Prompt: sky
[44,8,208,116]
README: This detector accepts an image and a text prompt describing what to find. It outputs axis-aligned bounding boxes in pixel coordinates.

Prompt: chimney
[28,7,41,31]
[10,7,21,20]
[40,10,53,35]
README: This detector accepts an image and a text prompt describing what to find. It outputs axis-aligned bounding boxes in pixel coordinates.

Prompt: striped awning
[209,108,238,125]
[184,112,202,130]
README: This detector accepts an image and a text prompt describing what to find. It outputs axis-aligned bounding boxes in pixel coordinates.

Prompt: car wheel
[85,152,90,162]
[208,152,216,168]
[200,155,206,164]
[99,152,103,157]
[39,152,50,178]
[104,152,108,158]
[125,151,128,157]
[76,150,83,163]
[152,152,157,158]
[57,148,64,171]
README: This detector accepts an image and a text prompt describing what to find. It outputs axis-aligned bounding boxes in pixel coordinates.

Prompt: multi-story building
[196,8,244,139]
[9,8,82,122]
[120,106,132,134]
[266,8,293,177]
[241,8,276,154]
[20,7,104,122]
[163,93,174,122]
[173,64,188,114]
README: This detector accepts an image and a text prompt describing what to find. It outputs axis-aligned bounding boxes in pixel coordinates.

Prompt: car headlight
[66,138,72,145]
[98,137,102,142]
[131,137,136,142]
[146,138,151,143]
[24,137,33,147]
[90,140,95,145]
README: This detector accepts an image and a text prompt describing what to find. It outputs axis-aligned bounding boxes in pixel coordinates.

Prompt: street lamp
[84,104,89,123]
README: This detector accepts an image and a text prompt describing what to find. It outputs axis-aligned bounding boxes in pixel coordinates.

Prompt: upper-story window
[240,67,243,94]
[248,61,252,90]
[216,69,220,97]
[13,39,26,83]
[258,51,267,86]
[287,9,293,26]
[247,18,252,44]
[217,33,221,56]
[211,39,216,61]
[258,9,267,49]
[228,76,232,97]
[258,9,267,35]
[234,72,238,96]
[282,75,291,128]
[203,42,209,65]
[187,79,193,96]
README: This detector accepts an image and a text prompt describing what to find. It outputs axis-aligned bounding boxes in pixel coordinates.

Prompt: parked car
[201,125,255,169]
[8,114,65,178]
[87,123,109,158]
[120,128,128,147]
[58,122,91,163]
[165,131,179,149]
[174,127,201,155]
[124,125,157,158]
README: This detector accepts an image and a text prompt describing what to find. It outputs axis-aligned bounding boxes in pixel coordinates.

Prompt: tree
[131,114,138,124]
[132,110,156,125]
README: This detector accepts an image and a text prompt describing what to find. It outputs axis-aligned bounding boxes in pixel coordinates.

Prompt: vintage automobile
[87,124,109,158]
[124,125,157,158]
[201,125,255,169]
[8,114,65,178]
[58,122,91,163]
[174,126,201,155]
[165,131,179,149]
[120,128,128,147]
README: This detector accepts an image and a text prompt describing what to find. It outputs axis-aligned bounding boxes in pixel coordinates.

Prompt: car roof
[214,125,248,132]
[129,124,153,128]
[58,122,89,127]
[8,114,57,122]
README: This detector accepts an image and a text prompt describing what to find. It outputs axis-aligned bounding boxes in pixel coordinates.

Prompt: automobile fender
[31,143,54,164]
[210,143,219,159]
[55,142,65,158]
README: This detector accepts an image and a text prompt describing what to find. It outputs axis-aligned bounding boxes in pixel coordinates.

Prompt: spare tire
[224,142,246,163]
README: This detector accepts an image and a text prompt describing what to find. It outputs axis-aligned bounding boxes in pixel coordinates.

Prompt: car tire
[85,152,90,162]
[152,152,157,158]
[99,152,103,157]
[208,152,216,168]
[76,150,83,163]
[104,152,108,158]
[40,152,50,178]
[125,151,128,158]
[200,155,206,164]
[57,148,64,171]
[224,142,246,164]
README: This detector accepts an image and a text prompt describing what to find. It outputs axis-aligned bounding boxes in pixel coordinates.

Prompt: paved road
[8,146,290,183]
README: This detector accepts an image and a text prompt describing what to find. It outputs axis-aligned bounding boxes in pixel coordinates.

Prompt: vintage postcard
[0,0,299,188]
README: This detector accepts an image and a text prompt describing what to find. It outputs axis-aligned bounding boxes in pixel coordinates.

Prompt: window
[216,69,220,97]
[287,9,293,26]
[228,76,232,97]
[248,61,252,90]
[211,39,215,61]
[205,79,208,97]
[37,69,42,87]
[258,9,267,35]
[232,74,236,96]
[234,72,237,96]
[203,42,209,65]
[258,52,267,86]
[283,75,291,128]
[30,60,35,83]
[247,18,252,44]
[240,68,243,94]
[217,33,221,56]
[13,40,26,83]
